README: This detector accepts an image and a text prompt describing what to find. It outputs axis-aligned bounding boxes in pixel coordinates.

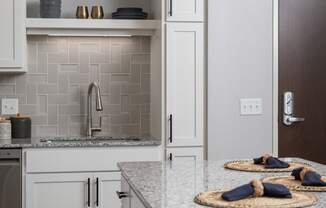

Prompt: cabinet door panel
[26,173,92,208]
[0,0,23,68]
[166,147,203,162]
[167,0,204,21]
[166,23,204,147]
[165,147,204,207]
[95,172,121,208]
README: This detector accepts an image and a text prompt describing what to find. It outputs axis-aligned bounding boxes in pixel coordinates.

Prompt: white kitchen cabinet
[95,172,121,208]
[166,0,204,22]
[0,0,25,71]
[26,172,123,208]
[166,23,204,147]
[26,173,92,208]
[24,147,162,208]
[166,147,203,162]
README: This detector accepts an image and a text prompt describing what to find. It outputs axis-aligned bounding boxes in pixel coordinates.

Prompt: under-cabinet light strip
[47,34,132,37]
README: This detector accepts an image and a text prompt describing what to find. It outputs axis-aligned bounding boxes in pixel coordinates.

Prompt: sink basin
[40,136,142,143]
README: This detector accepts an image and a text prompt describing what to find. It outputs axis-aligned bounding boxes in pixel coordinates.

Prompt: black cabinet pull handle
[169,114,173,143]
[116,191,129,199]
[168,153,173,161]
[96,178,99,207]
[169,0,173,16]
[87,178,91,207]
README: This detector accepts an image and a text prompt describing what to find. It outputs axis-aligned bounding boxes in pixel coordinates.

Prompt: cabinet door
[166,147,203,162]
[166,0,204,22]
[95,172,121,208]
[26,173,92,208]
[0,0,23,68]
[166,23,204,147]
[165,147,205,207]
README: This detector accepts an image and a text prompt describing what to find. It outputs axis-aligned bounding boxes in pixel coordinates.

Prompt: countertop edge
[119,163,154,208]
[0,137,162,149]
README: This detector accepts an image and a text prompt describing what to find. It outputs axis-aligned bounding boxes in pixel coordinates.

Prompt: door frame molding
[272,0,279,156]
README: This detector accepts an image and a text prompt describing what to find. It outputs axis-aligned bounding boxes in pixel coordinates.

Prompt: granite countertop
[118,158,326,208]
[0,136,161,149]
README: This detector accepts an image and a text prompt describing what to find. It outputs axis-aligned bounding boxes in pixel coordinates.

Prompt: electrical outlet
[1,98,19,115]
[240,98,263,115]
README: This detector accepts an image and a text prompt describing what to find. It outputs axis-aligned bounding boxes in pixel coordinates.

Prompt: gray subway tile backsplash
[1,36,151,137]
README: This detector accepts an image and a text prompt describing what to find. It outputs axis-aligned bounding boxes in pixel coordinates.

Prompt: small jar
[0,118,11,140]
[10,114,31,139]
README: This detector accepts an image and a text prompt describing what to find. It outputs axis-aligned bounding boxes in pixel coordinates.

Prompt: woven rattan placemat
[224,160,310,172]
[262,176,326,192]
[194,191,317,208]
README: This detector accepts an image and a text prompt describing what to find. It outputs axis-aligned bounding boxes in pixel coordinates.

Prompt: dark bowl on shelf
[116,7,143,13]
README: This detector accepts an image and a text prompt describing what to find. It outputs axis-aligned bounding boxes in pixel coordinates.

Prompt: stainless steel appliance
[0,149,21,208]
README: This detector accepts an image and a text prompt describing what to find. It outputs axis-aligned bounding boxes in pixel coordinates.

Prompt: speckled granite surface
[0,136,161,149]
[118,158,326,208]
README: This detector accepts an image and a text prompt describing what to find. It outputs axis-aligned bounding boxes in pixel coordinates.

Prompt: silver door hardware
[283,91,305,126]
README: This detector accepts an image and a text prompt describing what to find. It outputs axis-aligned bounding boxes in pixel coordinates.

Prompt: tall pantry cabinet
[164,0,205,162]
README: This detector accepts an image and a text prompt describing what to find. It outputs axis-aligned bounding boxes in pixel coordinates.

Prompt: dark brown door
[279,0,326,164]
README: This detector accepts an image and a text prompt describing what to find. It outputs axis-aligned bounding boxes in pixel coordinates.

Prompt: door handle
[283,92,305,126]
[286,116,305,123]
[87,178,91,207]
[168,153,173,161]
[95,177,99,207]
[169,114,173,143]
[116,191,129,199]
[169,0,173,16]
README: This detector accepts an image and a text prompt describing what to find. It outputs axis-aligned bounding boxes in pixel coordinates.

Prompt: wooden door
[166,0,204,22]
[0,0,23,69]
[26,173,92,208]
[95,172,121,208]
[166,23,204,147]
[279,0,326,164]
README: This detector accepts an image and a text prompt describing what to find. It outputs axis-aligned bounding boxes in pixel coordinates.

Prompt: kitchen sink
[40,136,142,143]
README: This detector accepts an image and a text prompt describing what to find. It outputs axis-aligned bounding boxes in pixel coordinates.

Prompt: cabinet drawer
[25,147,161,173]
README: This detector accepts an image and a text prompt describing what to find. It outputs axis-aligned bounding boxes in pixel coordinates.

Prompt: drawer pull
[116,191,129,199]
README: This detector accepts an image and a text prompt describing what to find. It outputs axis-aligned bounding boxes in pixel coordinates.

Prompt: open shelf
[26,18,160,36]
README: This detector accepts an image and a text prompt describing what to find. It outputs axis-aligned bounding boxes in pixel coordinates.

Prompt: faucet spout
[87,82,103,137]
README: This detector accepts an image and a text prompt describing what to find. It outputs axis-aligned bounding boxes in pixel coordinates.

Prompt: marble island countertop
[0,136,161,149]
[118,158,326,208]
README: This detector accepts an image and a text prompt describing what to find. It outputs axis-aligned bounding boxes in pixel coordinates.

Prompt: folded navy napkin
[254,155,289,169]
[222,180,292,201]
[291,167,326,187]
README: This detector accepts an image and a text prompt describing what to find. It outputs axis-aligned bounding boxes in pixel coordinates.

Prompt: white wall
[208,0,273,160]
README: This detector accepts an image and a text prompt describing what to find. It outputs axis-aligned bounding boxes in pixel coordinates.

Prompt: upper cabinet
[166,23,204,147]
[166,0,204,22]
[0,0,25,71]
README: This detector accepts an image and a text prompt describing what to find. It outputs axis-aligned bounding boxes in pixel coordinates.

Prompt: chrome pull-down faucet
[87,82,103,137]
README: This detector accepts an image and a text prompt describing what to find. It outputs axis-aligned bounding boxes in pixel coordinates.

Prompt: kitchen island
[118,158,326,208]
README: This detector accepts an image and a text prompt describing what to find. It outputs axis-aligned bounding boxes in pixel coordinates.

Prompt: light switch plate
[240,98,263,115]
[1,98,19,115]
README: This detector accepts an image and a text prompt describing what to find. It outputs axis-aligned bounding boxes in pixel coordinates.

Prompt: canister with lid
[0,117,11,140]
[10,114,32,139]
